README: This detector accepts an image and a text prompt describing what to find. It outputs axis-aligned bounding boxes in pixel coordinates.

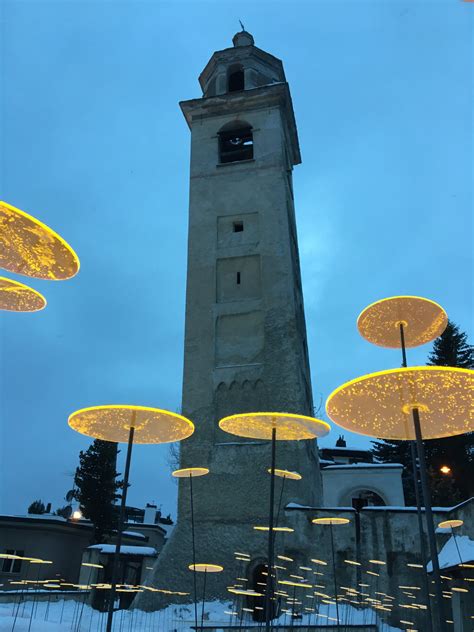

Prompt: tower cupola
[198,31,286,98]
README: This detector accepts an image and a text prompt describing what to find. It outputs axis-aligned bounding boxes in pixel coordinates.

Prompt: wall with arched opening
[321,464,405,508]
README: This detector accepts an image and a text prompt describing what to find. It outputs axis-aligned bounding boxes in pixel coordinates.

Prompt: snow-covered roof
[324,463,403,470]
[87,544,157,556]
[321,446,369,453]
[285,502,355,511]
[122,531,146,539]
[427,535,474,572]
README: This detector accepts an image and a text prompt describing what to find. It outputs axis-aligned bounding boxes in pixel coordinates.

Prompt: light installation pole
[67,404,195,632]
[218,412,330,631]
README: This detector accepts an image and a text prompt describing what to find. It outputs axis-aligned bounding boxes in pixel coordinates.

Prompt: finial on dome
[233,24,254,47]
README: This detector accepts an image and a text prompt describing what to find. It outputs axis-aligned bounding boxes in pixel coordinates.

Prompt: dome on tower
[232,30,254,47]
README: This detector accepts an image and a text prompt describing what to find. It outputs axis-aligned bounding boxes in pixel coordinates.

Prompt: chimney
[144,503,157,524]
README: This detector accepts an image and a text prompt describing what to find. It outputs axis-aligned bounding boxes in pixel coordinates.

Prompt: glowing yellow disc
[357,296,447,349]
[68,405,194,444]
[0,201,80,280]
[267,468,302,480]
[172,467,209,478]
[218,412,330,441]
[438,520,463,529]
[188,563,223,573]
[326,367,474,440]
[312,517,350,525]
[0,277,46,312]
[253,526,295,532]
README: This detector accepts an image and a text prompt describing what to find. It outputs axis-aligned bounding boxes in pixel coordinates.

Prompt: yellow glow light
[227,588,263,597]
[68,405,195,444]
[326,367,474,440]
[72,510,82,520]
[277,555,293,562]
[357,296,447,349]
[82,563,103,569]
[218,412,330,441]
[438,520,463,529]
[188,563,223,573]
[369,559,386,565]
[311,559,328,566]
[267,468,302,480]
[440,465,452,475]
[0,277,47,312]
[312,517,350,525]
[172,467,209,478]
[253,526,294,532]
[0,200,80,280]
[344,560,361,566]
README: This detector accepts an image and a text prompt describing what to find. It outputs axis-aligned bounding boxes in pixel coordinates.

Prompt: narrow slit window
[236,272,241,285]
[233,221,244,233]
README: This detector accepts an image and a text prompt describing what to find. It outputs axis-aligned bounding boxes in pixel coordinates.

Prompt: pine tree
[425,321,474,502]
[28,499,46,514]
[73,439,122,543]
[371,320,473,505]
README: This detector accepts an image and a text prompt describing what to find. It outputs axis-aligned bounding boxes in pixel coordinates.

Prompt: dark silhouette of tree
[27,499,46,514]
[371,320,473,505]
[73,440,122,543]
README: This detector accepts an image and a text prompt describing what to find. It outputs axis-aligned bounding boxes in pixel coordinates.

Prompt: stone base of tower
[134,519,291,612]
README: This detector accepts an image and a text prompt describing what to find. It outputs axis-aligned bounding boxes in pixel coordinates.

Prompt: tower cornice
[180,83,301,166]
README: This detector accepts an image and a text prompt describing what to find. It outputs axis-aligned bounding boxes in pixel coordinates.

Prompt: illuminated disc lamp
[326,366,473,441]
[0,277,46,312]
[0,200,80,280]
[68,404,194,632]
[218,412,329,631]
[357,296,447,350]
[173,466,210,630]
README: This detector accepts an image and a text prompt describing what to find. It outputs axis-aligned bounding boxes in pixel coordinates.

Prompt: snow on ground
[0,596,403,631]
[427,534,474,572]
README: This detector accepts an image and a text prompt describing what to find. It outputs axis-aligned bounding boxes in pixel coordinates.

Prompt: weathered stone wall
[283,499,474,630]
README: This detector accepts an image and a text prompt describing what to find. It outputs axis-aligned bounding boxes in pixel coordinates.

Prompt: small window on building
[233,221,244,233]
[236,272,241,285]
[2,550,24,573]
[219,125,253,164]
[228,66,245,92]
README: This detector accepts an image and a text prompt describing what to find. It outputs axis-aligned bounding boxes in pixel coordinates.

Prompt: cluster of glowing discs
[68,405,194,444]
[0,201,80,281]
[172,467,209,478]
[218,412,330,441]
[0,277,46,312]
[357,296,448,349]
[326,366,473,440]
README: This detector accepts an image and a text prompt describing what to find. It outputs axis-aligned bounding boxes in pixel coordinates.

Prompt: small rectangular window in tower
[236,272,241,285]
[233,221,244,233]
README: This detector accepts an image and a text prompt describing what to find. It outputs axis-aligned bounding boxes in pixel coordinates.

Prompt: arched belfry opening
[228,64,245,92]
[218,120,253,163]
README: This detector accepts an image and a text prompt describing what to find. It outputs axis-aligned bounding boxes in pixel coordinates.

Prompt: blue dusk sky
[0,0,472,518]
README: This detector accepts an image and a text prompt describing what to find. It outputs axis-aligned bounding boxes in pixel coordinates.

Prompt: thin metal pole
[410,441,435,631]
[265,427,277,631]
[200,568,207,630]
[451,527,464,567]
[400,321,434,631]
[189,473,199,632]
[399,322,408,368]
[329,522,340,626]
[412,407,446,632]
[106,422,135,632]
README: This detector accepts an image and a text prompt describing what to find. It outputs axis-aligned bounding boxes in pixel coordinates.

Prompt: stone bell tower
[141,30,323,607]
